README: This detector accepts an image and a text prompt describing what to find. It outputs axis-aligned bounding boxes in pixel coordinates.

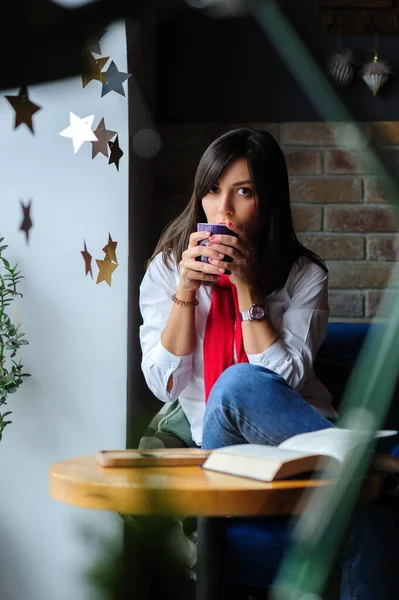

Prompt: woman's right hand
[178,231,226,292]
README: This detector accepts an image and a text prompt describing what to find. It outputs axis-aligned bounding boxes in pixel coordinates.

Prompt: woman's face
[201,158,260,244]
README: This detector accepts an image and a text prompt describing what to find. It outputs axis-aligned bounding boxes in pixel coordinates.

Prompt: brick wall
[154,122,399,322]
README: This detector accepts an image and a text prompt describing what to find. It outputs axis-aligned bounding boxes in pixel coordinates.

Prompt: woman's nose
[217,192,234,215]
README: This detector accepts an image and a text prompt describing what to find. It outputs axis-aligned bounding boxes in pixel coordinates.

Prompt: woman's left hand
[205,234,255,289]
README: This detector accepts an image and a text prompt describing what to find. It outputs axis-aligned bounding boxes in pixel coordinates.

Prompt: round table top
[49,455,341,516]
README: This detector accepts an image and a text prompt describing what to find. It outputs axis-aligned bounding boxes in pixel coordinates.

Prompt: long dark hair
[150,128,327,296]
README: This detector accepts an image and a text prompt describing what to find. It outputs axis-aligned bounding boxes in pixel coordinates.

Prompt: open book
[201,428,397,482]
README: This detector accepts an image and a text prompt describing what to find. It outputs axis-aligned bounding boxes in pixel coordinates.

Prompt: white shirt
[139,252,338,446]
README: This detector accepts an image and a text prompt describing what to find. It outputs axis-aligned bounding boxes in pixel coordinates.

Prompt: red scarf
[203,275,249,402]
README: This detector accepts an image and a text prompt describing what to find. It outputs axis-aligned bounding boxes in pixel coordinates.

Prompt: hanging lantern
[328,49,355,88]
[361,50,391,96]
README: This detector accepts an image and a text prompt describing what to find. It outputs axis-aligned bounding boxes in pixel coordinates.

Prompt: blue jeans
[202,364,399,600]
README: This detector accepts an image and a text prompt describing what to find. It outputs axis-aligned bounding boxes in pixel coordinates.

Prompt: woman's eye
[208,185,219,194]
[237,187,253,197]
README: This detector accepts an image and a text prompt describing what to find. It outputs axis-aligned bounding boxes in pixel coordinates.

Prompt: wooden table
[48,455,343,516]
[49,456,380,600]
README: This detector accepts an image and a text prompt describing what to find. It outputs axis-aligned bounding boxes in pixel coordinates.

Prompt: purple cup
[196,223,238,263]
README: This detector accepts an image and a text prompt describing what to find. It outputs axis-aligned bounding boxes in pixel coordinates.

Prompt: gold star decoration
[5,86,42,133]
[82,52,109,88]
[81,240,93,278]
[96,233,119,286]
[19,200,33,243]
[108,135,123,171]
[102,233,118,263]
[96,258,118,286]
[92,118,117,159]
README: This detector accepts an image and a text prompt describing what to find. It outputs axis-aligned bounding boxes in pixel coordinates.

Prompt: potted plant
[0,237,30,441]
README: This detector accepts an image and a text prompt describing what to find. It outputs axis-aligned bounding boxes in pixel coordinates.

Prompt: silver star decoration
[59,112,98,153]
[101,61,131,97]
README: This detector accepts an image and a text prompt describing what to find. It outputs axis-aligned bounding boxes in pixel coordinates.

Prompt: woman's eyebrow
[213,179,252,187]
[230,179,252,186]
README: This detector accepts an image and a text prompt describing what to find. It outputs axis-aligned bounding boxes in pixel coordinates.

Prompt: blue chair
[221,322,398,599]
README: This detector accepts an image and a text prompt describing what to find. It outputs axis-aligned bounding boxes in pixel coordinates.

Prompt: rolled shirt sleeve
[139,253,194,402]
[246,261,329,392]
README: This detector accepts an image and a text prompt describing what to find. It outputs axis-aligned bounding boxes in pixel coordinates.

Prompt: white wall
[0,20,128,600]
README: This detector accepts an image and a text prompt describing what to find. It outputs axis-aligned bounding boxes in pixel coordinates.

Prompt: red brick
[327,262,395,288]
[325,207,397,233]
[329,292,364,318]
[290,178,362,203]
[292,206,322,231]
[366,290,397,318]
[326,148,399,176]
[285,151,322,175]
[281,122,364,146]
[325,151,365,174]
[368,122,399,145]
[364,178,396,204]
[202,123,279,146]
[297,234,364,260]
[366,235,399,260]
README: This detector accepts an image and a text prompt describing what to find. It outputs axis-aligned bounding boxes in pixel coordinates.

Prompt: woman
[139,128,398,599]
[140,127,336,449]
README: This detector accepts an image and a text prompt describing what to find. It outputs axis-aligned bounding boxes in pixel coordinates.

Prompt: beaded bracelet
[171,293,199,308]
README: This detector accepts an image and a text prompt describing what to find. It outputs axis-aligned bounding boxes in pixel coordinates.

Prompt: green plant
[0,237,30,441]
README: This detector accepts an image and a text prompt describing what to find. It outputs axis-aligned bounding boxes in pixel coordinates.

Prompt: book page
[279,428,397,463]
[210,444,314,461]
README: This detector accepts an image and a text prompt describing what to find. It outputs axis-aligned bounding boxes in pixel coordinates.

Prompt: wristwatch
[239,304,268,322]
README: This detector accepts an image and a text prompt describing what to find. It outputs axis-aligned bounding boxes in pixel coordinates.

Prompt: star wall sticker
[81,240,93,278]
[19,200,33,243]
[102,233,118,264]
[96,258,118,286]
[108,135,123,171]
[82,52,109,88]
[59,112,98,153]
[101,61,131,97]
[5,86,42,133]
[91,118,116,159]
[86,29,106,55]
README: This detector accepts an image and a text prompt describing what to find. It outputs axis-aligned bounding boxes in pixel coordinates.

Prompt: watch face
[250,305,265,320]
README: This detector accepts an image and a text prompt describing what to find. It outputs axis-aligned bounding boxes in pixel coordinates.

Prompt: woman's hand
[178,231,227,292]
[205,233,256,289]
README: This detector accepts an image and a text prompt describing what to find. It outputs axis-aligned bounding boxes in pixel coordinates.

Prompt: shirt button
[263,360,269,366]
[172,361,178,369]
